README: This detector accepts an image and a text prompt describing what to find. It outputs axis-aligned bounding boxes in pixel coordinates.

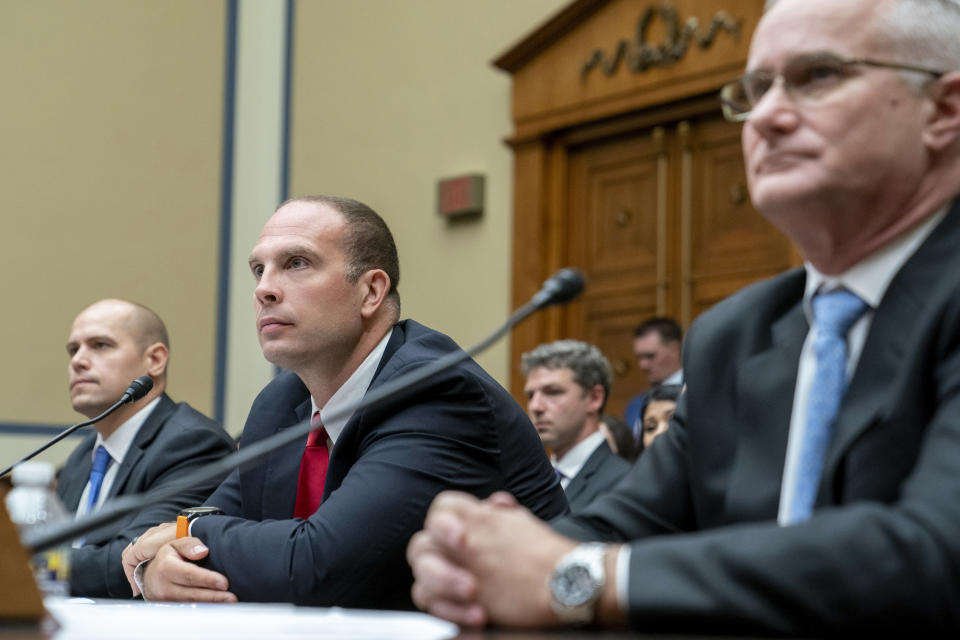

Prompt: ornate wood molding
[581,4,742,77]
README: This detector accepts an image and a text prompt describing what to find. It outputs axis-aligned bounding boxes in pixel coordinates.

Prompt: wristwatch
[548,542,607,624]
[176,506,224,537]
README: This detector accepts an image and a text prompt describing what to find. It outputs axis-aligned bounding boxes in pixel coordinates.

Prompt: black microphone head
[123,375,154,403]
[531,268,585,309]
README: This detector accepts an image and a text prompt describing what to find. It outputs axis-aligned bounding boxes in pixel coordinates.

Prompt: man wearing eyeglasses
[406,0,960,634]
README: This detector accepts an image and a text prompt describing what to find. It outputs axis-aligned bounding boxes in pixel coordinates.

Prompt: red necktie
[294,411,329,518]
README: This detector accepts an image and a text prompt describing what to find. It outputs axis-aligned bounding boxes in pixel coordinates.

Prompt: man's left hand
[122,522,177,596]
[140,536,237,603]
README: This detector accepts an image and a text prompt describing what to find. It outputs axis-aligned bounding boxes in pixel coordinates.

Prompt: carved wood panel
[682,115,795,325]
[501,1,776,410]
[560,113,795,418]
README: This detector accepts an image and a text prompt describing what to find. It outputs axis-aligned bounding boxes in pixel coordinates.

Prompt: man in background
[407,0,960,633]
[58,298,234,598]
[523,340,630,512]
[123,196,567,607]
[623,317,683,443]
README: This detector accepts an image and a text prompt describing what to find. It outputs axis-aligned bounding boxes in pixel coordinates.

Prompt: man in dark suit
[623,317,683,438]
[122,195,567,607]
[522,340,630,512]
[58,299,235,598]
[406,0,960,634]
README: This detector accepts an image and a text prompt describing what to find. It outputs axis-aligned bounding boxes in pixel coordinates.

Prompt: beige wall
[0,0,226,464]
[0,0,568,463]
[286,0,567,381]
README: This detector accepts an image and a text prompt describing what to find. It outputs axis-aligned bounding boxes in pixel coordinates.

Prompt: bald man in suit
[58,299,234,597]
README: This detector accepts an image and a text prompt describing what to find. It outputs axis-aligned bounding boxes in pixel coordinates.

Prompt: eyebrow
[747,50,838,71]
[66,335,116,350]
[248,244,320,268]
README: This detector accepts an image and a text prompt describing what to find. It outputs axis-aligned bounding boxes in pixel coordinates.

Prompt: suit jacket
[622,392,648,439]
[195,319,568,608]
[554,204,960,635]
[563,440,631,513]
[56,394,235,598]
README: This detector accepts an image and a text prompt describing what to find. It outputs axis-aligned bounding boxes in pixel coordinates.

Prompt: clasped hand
[406,491,577,628]
[121,522,237,603]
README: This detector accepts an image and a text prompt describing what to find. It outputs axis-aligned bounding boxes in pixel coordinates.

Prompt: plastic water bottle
[5,461,71,598]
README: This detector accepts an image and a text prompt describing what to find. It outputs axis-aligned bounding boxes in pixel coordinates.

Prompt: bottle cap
[11,461,56,486]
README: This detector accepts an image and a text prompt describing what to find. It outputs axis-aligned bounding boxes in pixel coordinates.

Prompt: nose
[527,392,545,415]
[745,78,801,136]
[70,347,90,372]
[255,266,282,306]
[657,417,670,434]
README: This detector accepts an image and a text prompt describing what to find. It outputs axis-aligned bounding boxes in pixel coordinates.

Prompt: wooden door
[564,112,795,418]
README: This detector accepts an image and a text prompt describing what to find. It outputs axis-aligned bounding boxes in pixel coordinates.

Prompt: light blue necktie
[85,445,111,513]
[785,289,868,524]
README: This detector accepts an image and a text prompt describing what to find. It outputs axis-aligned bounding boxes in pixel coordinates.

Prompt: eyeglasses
[720,52,946,122]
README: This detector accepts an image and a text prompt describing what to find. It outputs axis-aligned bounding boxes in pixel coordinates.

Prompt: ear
[585,384,605,415]
[923,72,960,152]
[359,269,391,320]
[143,342,169,380]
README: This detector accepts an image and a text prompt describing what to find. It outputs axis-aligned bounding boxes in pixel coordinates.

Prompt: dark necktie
[294,411,330,519]
[783,288,868,524]
[85,445,111,513]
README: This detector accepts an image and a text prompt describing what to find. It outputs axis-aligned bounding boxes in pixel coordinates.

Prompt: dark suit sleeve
[69,415,235,598]
[552,377,960,633]
[203,468,243,517]
[192,364,550,608]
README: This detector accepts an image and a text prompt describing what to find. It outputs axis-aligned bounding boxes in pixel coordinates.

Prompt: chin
[750,164,835,204]
[73,402,105,419]
[262,347,298,372]
[752,181,823,220]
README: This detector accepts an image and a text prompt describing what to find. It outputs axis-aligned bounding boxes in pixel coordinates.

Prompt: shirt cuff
[615,544,631,612]
[133,560,151,601]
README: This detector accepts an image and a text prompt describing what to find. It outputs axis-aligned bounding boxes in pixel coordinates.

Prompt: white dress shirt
[662,369,683,386]
[309,328,393,451]
[552,431,606,490]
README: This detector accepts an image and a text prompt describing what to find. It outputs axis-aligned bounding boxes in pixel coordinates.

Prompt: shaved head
[80,298,169,353]
[67,298,170,418]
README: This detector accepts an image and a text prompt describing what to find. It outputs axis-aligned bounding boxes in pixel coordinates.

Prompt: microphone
[530,268,585,309]
[0,375,155,479]
[122,375,155,403]
[23,269,586,553]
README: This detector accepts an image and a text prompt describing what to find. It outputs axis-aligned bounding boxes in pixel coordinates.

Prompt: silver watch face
[551,563,598,607]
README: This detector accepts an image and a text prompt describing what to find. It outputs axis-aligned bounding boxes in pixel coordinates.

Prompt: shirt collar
[662,369,683,386]
[553,430,606,479]
[802,206,947,319]
[310,328,393,446]
[94,395,161,465]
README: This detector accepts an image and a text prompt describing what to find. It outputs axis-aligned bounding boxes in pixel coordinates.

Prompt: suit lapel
[725,274,807,522]
[106,394,175,500]
[323,322,407,497]
[59,433,97,511]
[824,205,960,484]
[563,443,605,504]
[260,398,312,520]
